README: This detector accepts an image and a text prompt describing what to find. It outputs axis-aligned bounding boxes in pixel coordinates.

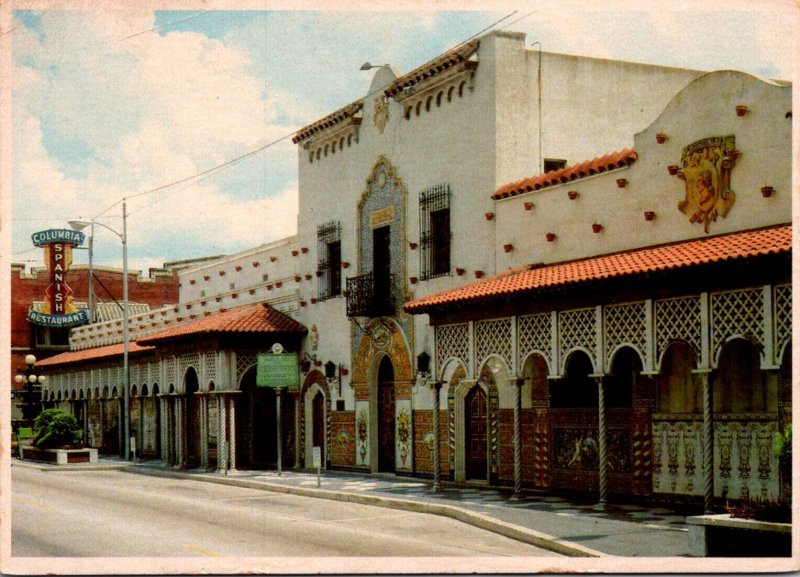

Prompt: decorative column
[138,396,145,459]
[118,397,125,459]
[199,394,209,470]
[595,376,608,507]
[247,390,255,465]
[228,394,238,472]
[217,394,228,473]
[431,380,443,492]
[160,397,169,465]
[276,387,284,476]
[698,370,715,513]
[510,377,525,500]
[174,395,184,467]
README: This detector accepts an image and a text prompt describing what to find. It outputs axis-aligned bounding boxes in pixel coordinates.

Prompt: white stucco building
[38,30,792,508]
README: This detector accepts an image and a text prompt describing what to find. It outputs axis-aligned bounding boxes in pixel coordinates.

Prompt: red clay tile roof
[405,225,791,314]
[292,100,364,144]
[137,303,307,344]
[36,342,155,368]
[384,40,480,98]
[492,148,638,200]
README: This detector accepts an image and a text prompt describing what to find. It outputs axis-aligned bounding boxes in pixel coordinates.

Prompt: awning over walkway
[36,342,155,368]
[137,302,307,345]
[404,224,791,314]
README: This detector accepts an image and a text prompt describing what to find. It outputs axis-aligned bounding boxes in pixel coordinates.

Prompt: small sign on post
[313,446,322,487]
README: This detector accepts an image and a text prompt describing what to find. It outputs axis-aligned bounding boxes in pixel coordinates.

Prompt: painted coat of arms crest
[676,135,737,233]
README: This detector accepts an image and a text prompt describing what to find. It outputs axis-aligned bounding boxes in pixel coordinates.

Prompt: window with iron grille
[317,221,342,299]
[419,184,451,280]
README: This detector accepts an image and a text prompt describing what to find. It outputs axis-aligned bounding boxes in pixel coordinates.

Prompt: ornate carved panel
[475,318,512,370]
[164,357,176,387]
[711,288,764,362]
[655,296,702,366]
[558,308,597,371]
[518,313,552,372]
[774,284,791,362]
[436,323,469,373]
[204,352,217,385]
[236,352,258,385]
[605,302,647,367]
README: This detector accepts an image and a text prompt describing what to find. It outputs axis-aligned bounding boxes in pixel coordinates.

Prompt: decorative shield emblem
[676,135,737,233]
[373,95,389,134]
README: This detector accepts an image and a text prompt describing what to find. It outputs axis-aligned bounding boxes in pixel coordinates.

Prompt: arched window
[436,91,443,107]
[552,351,596,408]
[606,347,641,408]
[657,342,700,413]
[716,339,774,413]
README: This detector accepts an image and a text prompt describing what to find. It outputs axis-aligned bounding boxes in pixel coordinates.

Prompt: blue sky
[7,2,797,274]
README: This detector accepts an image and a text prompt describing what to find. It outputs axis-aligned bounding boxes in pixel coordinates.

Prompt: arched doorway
[714,338,777,500]
[550,350,598,492]
[465,385,488,480]
[185,368,200,467]
[377,356,395,473]
[238,365,296,470]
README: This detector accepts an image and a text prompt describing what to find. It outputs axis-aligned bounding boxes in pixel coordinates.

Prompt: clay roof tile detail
[404,225,791,314]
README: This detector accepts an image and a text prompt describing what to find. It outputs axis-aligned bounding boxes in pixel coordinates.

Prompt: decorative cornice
[293,99,364,144]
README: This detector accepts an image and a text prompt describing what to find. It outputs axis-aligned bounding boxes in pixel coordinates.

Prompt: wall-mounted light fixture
[325,360,347,396]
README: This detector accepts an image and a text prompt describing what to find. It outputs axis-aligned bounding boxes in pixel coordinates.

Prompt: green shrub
[33,408,82,449]
[774,424,791,463]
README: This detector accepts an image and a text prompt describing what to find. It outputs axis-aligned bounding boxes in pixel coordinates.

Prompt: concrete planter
[687,514,791,557]
[20,446,98,465]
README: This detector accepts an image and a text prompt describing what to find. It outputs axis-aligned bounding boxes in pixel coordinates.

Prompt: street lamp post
[68,198,130,461]
[14,354,46,426]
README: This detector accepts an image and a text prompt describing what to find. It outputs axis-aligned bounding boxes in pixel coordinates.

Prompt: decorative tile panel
[558,308,596,370]
[475,318,512,370]
[711,288,764,362]
[604,302,647,366]
[518,313,552,371]
[436,323,469,372]
[652,419,703,496]
[655,296,702,365]
[714,419,778,500]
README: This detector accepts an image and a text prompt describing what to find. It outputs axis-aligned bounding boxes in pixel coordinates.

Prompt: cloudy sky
[6,1,796,274]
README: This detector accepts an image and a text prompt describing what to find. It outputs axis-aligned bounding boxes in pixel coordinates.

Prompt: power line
[120,11,210,41]
[91,10,521,222]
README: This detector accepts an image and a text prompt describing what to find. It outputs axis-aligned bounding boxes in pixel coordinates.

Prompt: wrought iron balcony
[345,272,398,318]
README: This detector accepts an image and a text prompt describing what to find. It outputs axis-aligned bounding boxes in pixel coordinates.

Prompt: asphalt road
[11,465,560,559]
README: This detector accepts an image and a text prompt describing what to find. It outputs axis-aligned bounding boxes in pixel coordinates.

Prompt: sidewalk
[17,457,695,557]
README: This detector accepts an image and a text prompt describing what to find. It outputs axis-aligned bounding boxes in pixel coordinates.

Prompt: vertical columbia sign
[27,229,90,328]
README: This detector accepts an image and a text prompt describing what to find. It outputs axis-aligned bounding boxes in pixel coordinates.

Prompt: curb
[124,466,605,558]
[12,460,132,473]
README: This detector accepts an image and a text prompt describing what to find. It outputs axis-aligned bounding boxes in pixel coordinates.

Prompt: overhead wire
[91,10,522,223]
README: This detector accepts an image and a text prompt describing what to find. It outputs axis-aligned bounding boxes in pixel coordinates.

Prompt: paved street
[11,465,559,558]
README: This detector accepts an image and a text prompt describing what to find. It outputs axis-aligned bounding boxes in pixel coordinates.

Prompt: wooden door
[378,357,395,472]
[312,392,325,465]
[373,226,391,311]
[466,386,488,480]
